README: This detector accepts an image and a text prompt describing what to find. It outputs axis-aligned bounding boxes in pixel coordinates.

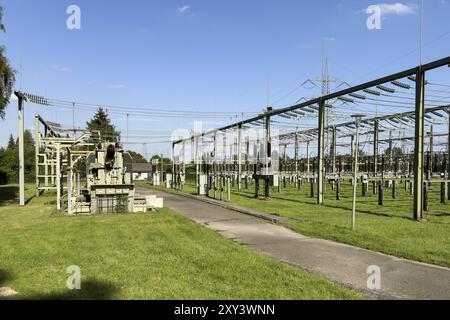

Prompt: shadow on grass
[24,196,35,205]
[237,191,416,221]
[0,268,119,300]
[0,269,13,286]
[29,279,119,300]
[160,183,418,221]
[322,204,414,221]
[0,186,36,207]
[0,186,19,206]
[427,213,450,217]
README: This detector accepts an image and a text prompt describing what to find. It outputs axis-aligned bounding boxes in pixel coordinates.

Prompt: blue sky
[1,0,450,156]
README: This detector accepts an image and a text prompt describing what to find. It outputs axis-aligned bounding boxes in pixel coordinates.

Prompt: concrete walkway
[137,187,450,300]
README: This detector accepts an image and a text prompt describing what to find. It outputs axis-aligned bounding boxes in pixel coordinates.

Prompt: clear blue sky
[1,0,450,156]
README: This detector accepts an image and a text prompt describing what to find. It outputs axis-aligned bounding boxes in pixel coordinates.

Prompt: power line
[23,93,261,119]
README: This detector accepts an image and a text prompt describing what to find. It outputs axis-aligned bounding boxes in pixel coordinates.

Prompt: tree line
[0,131,35,184]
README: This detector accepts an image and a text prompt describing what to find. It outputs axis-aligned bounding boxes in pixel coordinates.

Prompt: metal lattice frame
[34,113,94,212]
[172,56,450,220]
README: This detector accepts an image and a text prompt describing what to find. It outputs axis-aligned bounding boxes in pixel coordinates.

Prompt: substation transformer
[72,143,162,214]
[86,143,135,214]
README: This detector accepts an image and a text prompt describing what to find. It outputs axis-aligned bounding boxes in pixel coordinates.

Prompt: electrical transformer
[69,143,164,215]
[86,143,135,214]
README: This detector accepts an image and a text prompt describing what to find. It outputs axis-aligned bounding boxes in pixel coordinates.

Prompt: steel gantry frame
[35,113,61,197]
[172,56,450,220]
[34,113,95,212]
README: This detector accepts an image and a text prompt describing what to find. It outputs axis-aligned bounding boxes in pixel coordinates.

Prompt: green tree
[0,134,17,182]
[23,130,35,182]
[6,133,15,149]
[0,147,7,184]
[127,151,148,163]
[0,131,35,183]
[0,6,16,119]
[86,108,121,144]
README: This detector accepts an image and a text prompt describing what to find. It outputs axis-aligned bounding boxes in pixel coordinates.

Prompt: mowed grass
[0,185,360,300]
[167,178,450,268]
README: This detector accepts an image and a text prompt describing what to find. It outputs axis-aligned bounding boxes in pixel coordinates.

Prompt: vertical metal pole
[294,131,299,187]
[317,100,326,205]
[160,153,164,184]
[223,130,227,177]
[429,126,434,177]
[16,93,26,206]
[389,130,393,172]
[56,144,61,210]
[44,154,49,188]
[350,135,355,171]
[213,133,217,198]
[229,136,233,183]
[447,112,450,200]
[67,152,72,216]
[264,114,272,199]
[51,152,55,186]
[306,141,310,175]
[35,113,40,197]
[352,118,361,230]
[171,143,175,189]
[332,126,337,174]
[182,141,186,191]
[195,136,199,190]
[246,136,250,178]
[220,175,223,201]
[414,68,426,221]
[227,176,231,201]
[43,124,49,188]
[374,120,379,177]
[237,124,242,192]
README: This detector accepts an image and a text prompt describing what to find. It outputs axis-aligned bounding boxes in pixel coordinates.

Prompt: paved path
[138,187,450,300]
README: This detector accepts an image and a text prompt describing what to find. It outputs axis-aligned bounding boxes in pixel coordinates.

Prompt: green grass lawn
[162,177,450,268]
[0,184,360,300]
